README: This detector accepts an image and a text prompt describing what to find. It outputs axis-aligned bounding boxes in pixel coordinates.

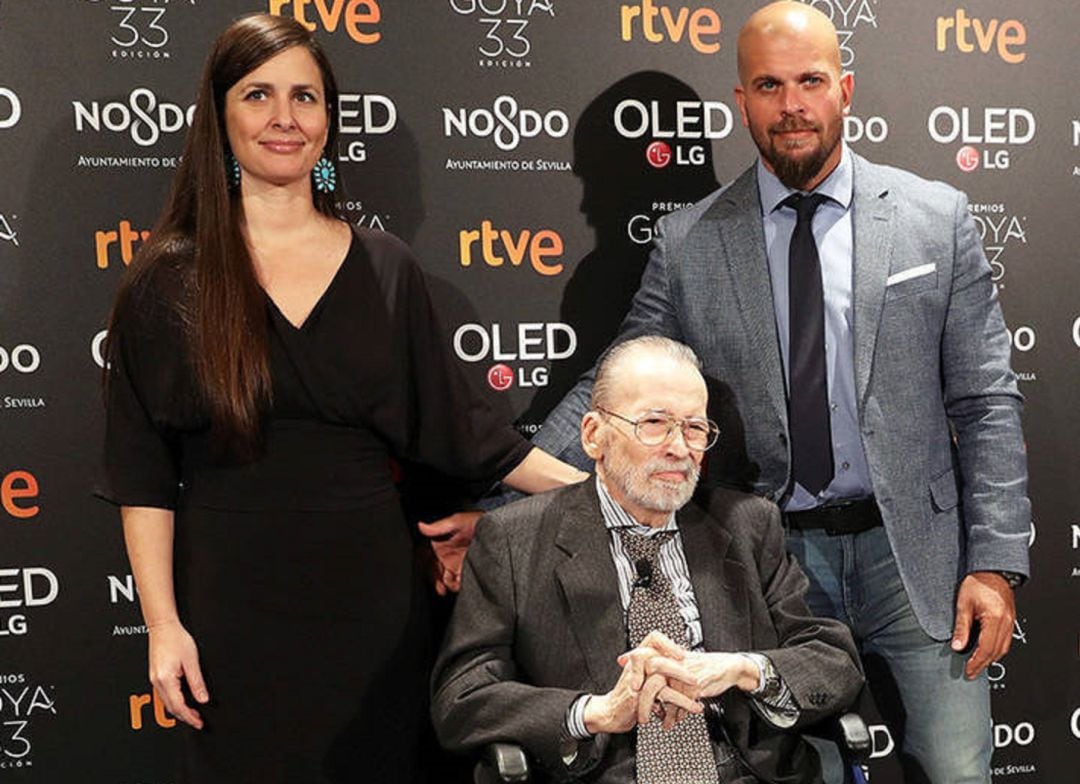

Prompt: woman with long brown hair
[100,14,583,782]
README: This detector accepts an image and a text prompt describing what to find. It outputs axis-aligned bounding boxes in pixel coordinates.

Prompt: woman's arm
[122,506,209,729]
[500,446,589,494]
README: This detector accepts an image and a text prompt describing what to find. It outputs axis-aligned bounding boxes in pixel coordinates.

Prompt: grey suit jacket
[531,152,1031,639]
[432,481,863,783]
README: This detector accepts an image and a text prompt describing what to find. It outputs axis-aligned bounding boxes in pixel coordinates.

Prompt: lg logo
[0,345,40,374]
[0,87,20,129]
[337,93,397,163]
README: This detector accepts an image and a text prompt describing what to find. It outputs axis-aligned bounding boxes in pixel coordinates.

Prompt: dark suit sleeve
[744,501,864,727]
[940,192,1030,577]
[430,515,606,780]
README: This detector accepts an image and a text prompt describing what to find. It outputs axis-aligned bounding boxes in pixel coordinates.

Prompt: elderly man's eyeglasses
[595,407,719,451]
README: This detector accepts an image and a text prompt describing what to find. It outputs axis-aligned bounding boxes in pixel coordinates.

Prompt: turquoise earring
[311,156,337,193]
[226,151,240,189]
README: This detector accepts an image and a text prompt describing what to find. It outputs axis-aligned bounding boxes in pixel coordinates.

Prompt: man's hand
[417,511,483,595]
[586,641,702,734]
[951,571,1016,679]
[147,619,209,729]
[620,631,760,702]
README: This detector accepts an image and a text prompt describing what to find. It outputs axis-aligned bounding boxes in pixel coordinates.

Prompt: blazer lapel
[677,503,749,653]
[708,167,789,428]
[553,480,627,689]
[851,153,897,407]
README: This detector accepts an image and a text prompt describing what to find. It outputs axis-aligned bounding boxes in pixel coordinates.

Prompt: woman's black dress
[100,228,530,783]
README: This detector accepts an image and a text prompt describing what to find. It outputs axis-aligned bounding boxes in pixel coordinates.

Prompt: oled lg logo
[928,106,1035,173]
[614,99,733,169]
[0,87,20,129]
[74,88,194,147]
[936,9,1026,64]
[802,0,881,72]
[96,220,151,269]
[619,1,722,55]
[0,566,58,638]
[0,213,18,247]
[443,96,570,152]
[968,203,1026,286]
[453,322,576,391]
[450,0,555,69]
[0,675,57,770]
[270,0,381,44]
[336,93,397,163]
[459,221,564,276]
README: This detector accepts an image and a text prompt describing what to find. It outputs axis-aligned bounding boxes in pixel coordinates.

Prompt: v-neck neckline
[263,230,354,332]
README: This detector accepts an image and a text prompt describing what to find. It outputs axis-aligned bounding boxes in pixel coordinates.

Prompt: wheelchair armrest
[476,742,531,783]
[804,711,872,763]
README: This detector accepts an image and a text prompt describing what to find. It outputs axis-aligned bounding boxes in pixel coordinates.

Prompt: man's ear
[581,412,604,461]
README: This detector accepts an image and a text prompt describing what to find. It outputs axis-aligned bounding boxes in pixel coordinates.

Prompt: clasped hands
[583,631,761,735]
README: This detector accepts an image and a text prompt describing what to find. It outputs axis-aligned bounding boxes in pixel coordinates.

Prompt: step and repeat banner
[1,1,1078,781]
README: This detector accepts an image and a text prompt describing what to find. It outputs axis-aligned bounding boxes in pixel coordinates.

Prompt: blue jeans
[785,526,991,784]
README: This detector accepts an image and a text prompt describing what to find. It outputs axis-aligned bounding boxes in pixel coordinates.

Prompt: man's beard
[754,115,841,190]
[603,449,701,516]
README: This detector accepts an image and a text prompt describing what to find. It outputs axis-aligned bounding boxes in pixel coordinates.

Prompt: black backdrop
[1,1,1077,781]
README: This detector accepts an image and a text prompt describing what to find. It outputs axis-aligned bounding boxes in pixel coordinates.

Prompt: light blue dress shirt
[756,145,873,511]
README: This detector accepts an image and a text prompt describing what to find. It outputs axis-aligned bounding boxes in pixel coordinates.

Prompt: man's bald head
[737,2,842,85]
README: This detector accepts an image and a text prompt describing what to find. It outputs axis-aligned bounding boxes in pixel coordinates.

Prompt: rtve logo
[936,9,1027,65]
[459,221,564,276]
[2,470,39,520]
[619,1,721,55]
[96,220,151,269]
[129,688,175,730]
[269,0,381,44]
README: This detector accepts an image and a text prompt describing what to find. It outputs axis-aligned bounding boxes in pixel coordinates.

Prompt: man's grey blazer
[432,480,863,783]
[532,152,1030,640]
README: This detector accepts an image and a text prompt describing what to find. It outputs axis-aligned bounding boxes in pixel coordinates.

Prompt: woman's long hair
[106,14,342,457]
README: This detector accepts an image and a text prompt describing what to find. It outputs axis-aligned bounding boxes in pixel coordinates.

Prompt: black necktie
[785,193,833,496]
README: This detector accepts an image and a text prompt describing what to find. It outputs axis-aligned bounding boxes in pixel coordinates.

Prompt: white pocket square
[886,264,936,287]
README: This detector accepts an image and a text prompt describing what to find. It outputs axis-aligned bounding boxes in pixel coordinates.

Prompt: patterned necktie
[617,529,720,784]
[785,192,834,496]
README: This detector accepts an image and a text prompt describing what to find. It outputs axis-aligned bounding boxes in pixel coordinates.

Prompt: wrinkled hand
[951,571,1016,679]
[147,619,209,729]
[585,646,702,735]
[616,631,703,730]
[417,511,482,595]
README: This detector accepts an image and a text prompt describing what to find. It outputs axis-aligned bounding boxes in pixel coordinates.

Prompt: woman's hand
[417,511,482,595]
[147,619,210,729]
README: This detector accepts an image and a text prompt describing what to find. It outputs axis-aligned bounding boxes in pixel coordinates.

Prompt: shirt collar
[756,142,853,216]
[595,474,678,535]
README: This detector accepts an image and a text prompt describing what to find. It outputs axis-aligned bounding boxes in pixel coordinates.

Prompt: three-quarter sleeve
[97,276,185,509]
[367,233,532,484]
